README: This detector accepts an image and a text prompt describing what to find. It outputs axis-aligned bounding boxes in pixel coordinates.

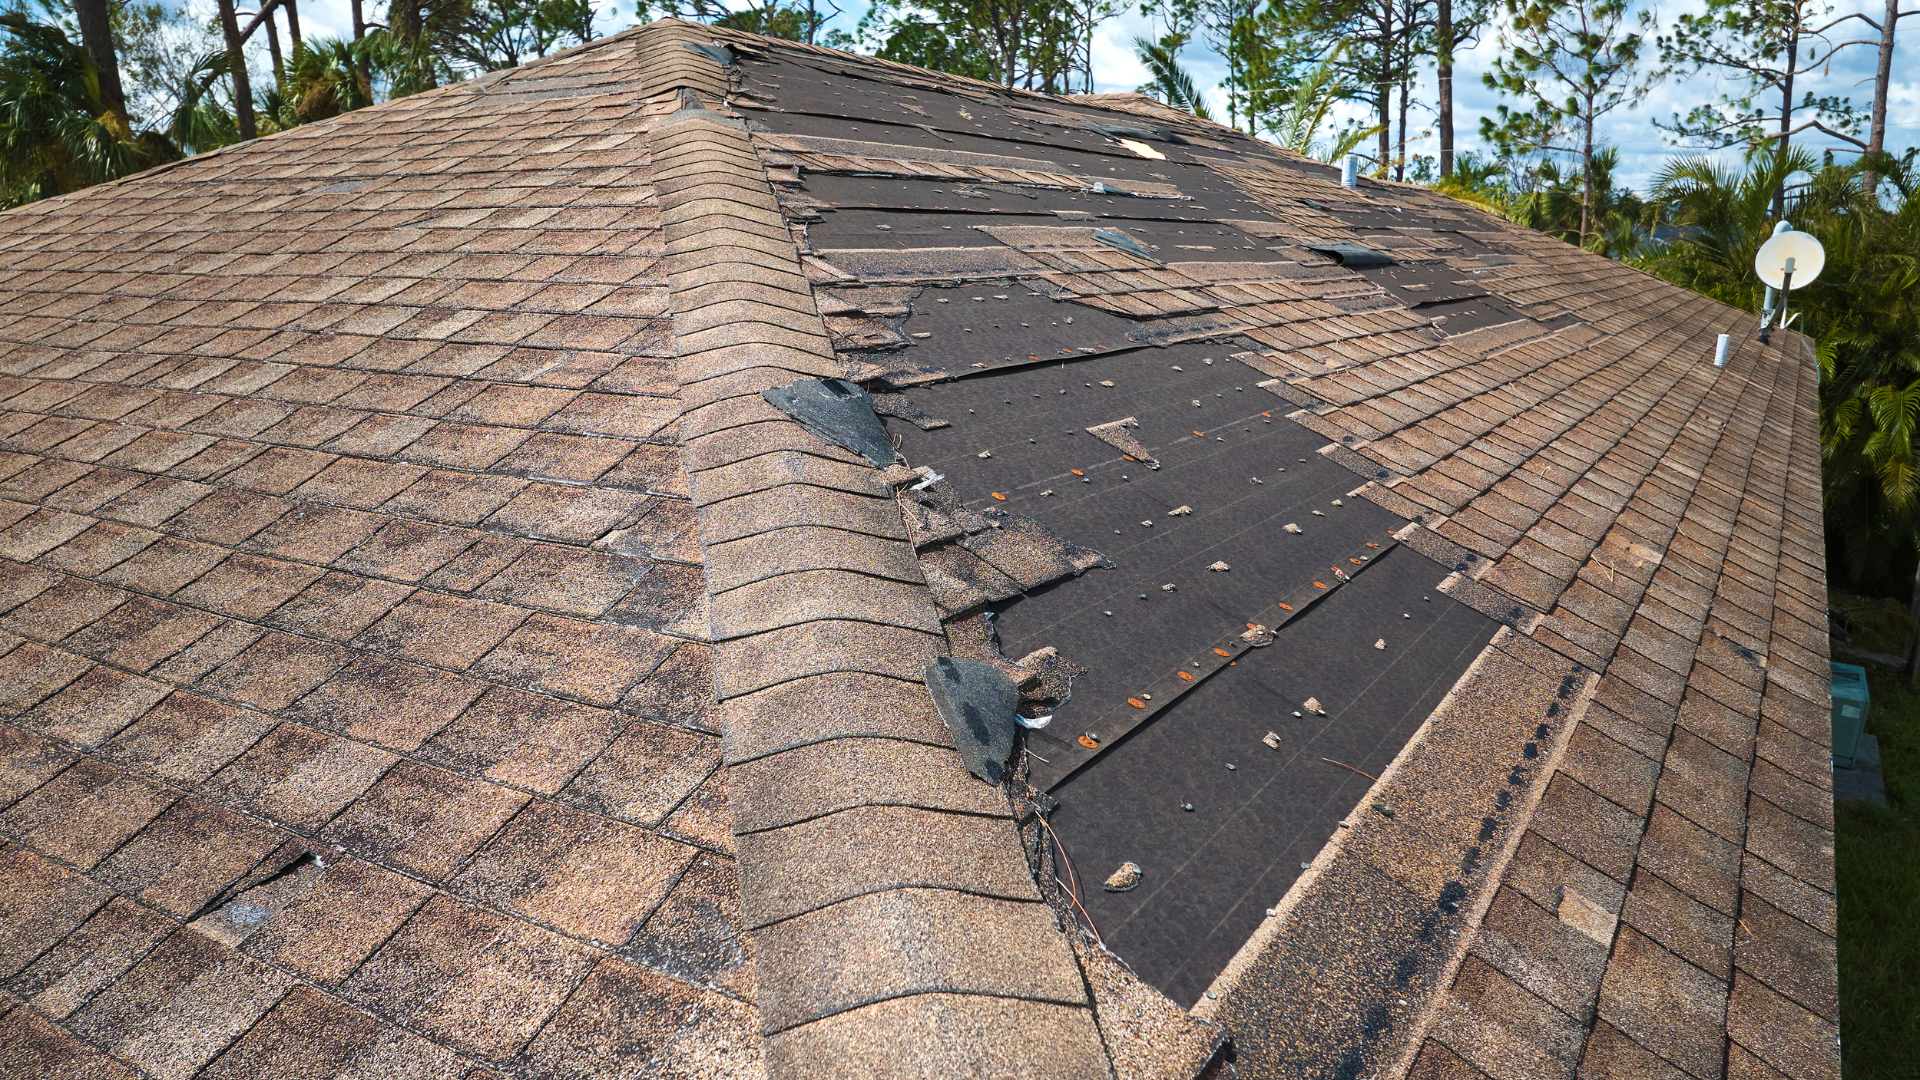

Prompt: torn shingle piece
[1303,242,1395,268]
[1085,416,1159,469]
[961,514,1110,590]
[761,377,899,468]
[869,391,949,430]
[921,657,1021,785]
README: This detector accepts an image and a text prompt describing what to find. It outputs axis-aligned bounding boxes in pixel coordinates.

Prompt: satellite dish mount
[1754,222,1825,345]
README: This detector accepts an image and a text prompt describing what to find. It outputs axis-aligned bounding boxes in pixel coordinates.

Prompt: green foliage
[1257,42,1379,162]
[1507,147,1649,256]
[830,3,996,80]
[424,0,596,72]
[640,0,829,42]
[165,47,236,154]
[0,10,174,205]
[815,0,1117,92]
[282,37,376,124]
[1836,665,1920,1077]
[1655,0,1858,150]
[1131,35,1211,120]
[1480,0,1655,244]
[1635,149,1920,595]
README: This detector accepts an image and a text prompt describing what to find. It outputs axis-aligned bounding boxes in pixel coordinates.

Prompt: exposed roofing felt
[0,19,1836,1080]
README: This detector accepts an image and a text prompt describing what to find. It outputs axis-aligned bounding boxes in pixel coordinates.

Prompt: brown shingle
[472,613,675,705]
[235,856,433,984]
[1596,926,1729,1079]
[0,843,110,978]
[91,797,285,916]
[197,985,466,1080]
[195,630,354,711]
[67,929,294,1080]
[341,892,596,1062]
[420,685,626,794]
[320,760,529,880]
[0,758,176,869]
[0,1005,144,1080]
[448,799,696,944]
[7,895,176,1021]
[200,722,396,830]
[290,655,487,751]
[520,956,760,1080]
[351,591,528,670]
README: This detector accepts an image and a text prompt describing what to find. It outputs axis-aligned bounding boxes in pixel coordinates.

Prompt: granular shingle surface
[0,18,1836,1080]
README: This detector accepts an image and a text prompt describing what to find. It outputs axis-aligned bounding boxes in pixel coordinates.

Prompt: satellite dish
[1754,228,1825,291]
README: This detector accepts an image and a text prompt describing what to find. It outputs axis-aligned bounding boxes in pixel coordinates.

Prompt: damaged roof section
[722,24,1834,1080]
[0,18,1837,1080]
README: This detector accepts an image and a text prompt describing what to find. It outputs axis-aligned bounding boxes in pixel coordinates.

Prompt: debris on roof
[1103,862,1144,891]
[922,656,1023,784]
[762,377,899,467]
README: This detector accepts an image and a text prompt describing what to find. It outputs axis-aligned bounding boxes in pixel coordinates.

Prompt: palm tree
[1639,149,1920,601]
[0,12,175,205]
[1133,36,1212,121]
[1258,43,1379,164]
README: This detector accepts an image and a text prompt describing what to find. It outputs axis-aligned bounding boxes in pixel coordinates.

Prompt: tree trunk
[1394,72,1410,181]
[1437,0,1453,178]
[1772,18,1799,221]
[1906,554,1920,686]
[283,0,302,50]
[350,0,365,41]
[1375,83,1390,176]
[72,0,126,113]
[217,0,256,141]
[263,10,284,84]
[396,0,423,43]
[1864,0,1898,196]
[1580,113,1594,246]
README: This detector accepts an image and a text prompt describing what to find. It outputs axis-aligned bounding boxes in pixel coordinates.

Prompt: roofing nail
[1267,907,1278,916]
[1182,802,1194,812]
[1104,610,1113,615]
[1226,763,1236,770]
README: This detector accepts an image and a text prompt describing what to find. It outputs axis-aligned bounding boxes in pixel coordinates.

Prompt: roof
[0,19,1837,1080]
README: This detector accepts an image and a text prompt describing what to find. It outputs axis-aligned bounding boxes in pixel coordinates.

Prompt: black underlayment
[1052,544,1495,1008]
[792,173,1233,220]
[889,350,1498,1007]
[887,344,1401,762]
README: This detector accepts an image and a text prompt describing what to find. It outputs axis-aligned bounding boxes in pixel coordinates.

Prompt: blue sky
[281,0,1919,194]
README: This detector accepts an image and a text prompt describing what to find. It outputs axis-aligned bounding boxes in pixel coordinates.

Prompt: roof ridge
[644,87,1112,1077]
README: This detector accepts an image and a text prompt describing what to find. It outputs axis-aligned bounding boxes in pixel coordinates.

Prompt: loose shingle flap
[1087,123,1187,144]
[684,41,733,65]
[1092,227,1158,262]
[1305,241,1396,267]
[763,377,900,467]
[923,656,1022,784]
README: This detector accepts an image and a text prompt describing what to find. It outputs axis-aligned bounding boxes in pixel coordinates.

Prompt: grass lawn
[1837,665,1920,1078]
